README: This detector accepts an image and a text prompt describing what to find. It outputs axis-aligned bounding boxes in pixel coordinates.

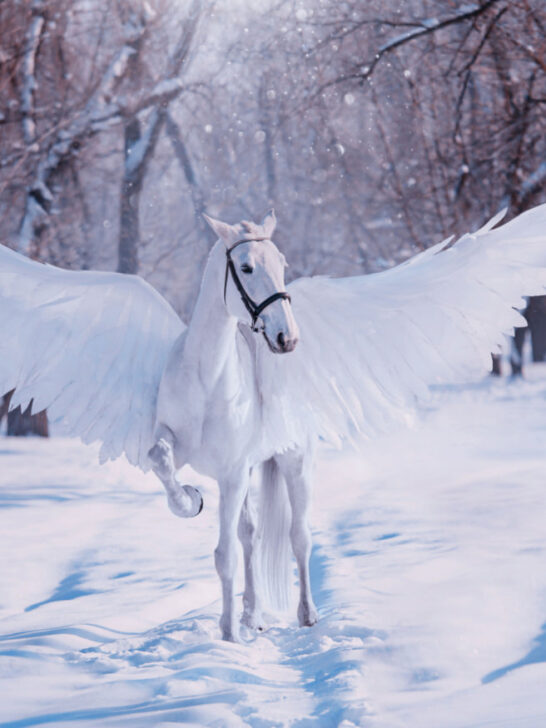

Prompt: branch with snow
[165,112,206,225]
[123,78,186,118]
[124,109,161,178]
[19,1,45,146]
[17,0,203,256]
[17,32,145,254]
[120,0,203,180]
[519,161,546,206]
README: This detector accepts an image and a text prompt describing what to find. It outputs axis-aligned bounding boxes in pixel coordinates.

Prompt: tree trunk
[117,110,166,274]
[526,296,546,363]
[1,391,49,437]
[8,405,49,437]
[491,353,502,376]
[0,394,10,423]
[510,325,527,377]
[165,112,206,228]
[118,117,143,274]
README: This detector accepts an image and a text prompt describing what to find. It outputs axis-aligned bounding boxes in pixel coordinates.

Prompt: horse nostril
[277,332,286,349]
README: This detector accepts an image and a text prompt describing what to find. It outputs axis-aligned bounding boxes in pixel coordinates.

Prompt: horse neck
[184,240,241,388]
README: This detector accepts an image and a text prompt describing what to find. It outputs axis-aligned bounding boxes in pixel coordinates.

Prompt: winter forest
[2,1,546,726]
[2,0,545,309]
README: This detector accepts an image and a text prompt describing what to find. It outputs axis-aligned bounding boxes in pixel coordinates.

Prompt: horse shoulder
[155,330,204,447]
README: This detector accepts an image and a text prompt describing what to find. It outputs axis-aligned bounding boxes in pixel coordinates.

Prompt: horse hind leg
[148,427,203,518]
[276,449,318,627]
[238,491,264,631]
[215,470,249,641]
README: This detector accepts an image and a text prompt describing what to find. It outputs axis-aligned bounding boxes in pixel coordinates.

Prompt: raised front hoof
[167,484,203,518]
[298,603,319,628]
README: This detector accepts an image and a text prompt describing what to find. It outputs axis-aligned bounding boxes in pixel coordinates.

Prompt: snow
[379,29,423,54]
[2,368,546,726]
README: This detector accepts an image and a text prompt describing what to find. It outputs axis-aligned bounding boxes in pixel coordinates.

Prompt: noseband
[224,238,291,331]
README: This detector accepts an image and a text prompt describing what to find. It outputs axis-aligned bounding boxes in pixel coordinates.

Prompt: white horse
[1,206,546,641]
[150,212,316,639]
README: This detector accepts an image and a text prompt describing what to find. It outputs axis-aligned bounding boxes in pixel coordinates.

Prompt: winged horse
[1,206,546,641]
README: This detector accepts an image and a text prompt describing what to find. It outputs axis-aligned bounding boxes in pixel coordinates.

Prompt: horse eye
[241,264,254,274]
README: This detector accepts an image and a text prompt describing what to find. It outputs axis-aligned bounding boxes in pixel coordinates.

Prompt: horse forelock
[240,220,263,238]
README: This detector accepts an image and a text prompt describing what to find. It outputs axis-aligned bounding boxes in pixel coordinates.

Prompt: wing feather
[262,204,546,447]
[0,246,184,469]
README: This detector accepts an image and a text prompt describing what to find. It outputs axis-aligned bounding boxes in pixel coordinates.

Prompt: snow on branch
[47,45,139,165]
[165,111,205,223]
[20,1,45,145]
[519,161,546,206]
[17,0,202,255]
[126,77,186,118]
[124,109,161,176]
[17,33,144,254]
[121,0,202,180]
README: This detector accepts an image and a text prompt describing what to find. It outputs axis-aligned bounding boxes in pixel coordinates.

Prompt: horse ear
[203,214,236,244]
[261,209,277,238]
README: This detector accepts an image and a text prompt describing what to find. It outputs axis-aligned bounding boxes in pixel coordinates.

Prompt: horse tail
[258,457,292,612]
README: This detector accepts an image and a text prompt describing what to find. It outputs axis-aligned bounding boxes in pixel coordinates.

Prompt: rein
[224,238,291,331]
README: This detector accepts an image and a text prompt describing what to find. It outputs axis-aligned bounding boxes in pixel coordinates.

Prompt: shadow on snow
[482,621,546,684]
[25,570,100,612]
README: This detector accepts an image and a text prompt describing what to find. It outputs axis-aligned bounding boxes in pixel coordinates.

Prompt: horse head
[204,210,299,354]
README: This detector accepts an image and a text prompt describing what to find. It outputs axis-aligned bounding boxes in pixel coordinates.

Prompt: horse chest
[164,362,260,477]
[156,323,288,478]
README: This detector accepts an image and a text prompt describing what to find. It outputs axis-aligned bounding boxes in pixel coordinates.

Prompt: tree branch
[121,0,203,180]
[165,111,206,225]
[315,0,505,94]
[453,6,508,140]
[519,160,546,207]
[17,17,148,254]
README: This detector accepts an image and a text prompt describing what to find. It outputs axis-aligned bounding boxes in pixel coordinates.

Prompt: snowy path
[2,373,546,726]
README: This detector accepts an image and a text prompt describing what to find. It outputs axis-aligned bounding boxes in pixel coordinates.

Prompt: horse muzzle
[264,330,298,354]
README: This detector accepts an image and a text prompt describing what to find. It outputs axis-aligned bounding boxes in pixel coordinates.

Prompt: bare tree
[117,0,203,273]
[0,0,208,431]
[2,0,546,415]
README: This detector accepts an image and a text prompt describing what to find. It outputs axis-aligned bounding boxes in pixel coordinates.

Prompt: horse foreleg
[216,471,249,641]
[148,429,202,518]
[276,450,318,627]
[238,492,264,631]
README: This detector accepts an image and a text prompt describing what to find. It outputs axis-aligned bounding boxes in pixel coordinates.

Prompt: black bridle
[224,238,291,331]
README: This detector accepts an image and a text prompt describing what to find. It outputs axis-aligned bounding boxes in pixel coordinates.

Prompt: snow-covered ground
[1,369,546,727]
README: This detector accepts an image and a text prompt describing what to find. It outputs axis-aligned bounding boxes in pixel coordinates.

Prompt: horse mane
[240,220,263,238]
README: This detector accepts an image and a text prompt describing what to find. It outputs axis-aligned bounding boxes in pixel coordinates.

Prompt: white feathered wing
[259,205,546,448]
[0,245,184,469]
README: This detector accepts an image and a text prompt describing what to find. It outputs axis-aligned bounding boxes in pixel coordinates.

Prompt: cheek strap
[224,239,292,330]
